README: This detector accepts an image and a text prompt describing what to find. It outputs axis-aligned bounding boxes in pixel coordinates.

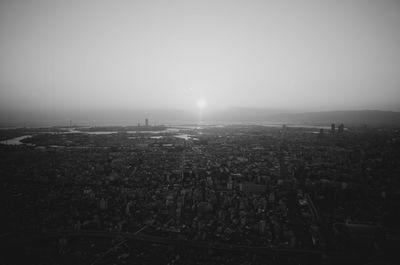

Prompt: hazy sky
[1,0,400,114]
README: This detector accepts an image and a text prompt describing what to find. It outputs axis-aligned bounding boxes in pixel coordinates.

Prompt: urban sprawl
[1,123,399,265]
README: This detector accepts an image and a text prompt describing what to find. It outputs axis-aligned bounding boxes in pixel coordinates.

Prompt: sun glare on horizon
[197,98,207,110]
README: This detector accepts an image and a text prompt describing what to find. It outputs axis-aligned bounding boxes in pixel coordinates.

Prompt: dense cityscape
[1,121,399,265]
[2,0,400,264]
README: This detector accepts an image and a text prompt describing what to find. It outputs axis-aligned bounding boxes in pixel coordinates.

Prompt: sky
[1,0,400,117]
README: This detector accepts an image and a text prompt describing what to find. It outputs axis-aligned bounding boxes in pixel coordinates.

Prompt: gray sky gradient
[1,0,400,114]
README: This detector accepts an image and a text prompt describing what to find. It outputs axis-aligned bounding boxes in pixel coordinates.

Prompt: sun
[197,98,207,110]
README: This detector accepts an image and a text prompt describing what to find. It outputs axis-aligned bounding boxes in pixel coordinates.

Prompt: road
[4,229,361,261]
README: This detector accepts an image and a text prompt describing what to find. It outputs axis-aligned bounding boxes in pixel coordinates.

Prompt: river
[0,135,32,145]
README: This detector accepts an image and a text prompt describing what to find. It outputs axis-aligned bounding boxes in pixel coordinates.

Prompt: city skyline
[1,2,400,263]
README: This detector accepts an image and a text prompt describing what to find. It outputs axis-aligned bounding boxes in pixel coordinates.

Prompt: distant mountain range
[273,110,400,126]
[204,108,400,126]
[0,108,399,127]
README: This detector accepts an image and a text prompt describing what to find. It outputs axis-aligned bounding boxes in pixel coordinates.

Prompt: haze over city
[2,2,400,265]
[1,0,400,126]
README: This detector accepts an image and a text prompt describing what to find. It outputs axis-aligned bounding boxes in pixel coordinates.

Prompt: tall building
[259,220,266,235]
[331,123,335,133]
[145,118,149,126]
[338,123,344,134]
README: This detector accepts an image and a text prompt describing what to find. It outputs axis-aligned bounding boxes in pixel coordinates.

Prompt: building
[331,123,335,133]
[239,182,267,193]
[145,118,149,126]
[338,123,344,134]
[259,220,266,235]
